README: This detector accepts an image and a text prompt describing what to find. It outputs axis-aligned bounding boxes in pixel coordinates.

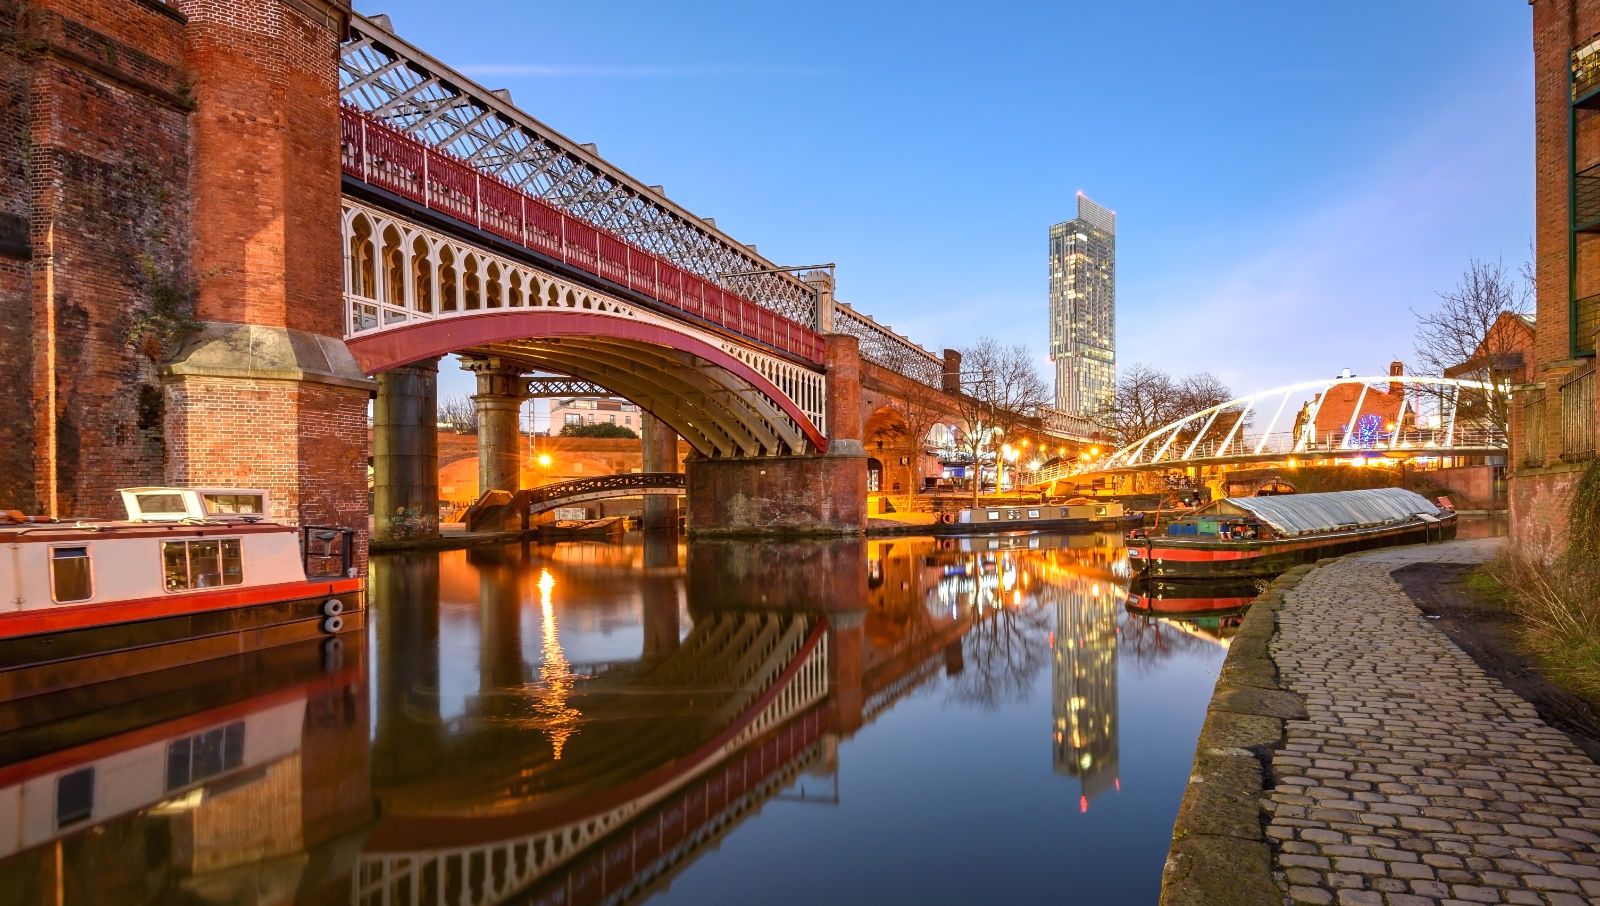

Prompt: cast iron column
[373,358,440,542]
[466,357,527,496]
[641,411,680,531]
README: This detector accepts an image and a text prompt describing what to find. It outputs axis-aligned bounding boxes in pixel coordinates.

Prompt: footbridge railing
[1023,375,1509,483]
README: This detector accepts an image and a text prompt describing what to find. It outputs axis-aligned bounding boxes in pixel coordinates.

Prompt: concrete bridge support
[467,357,528,496]
[684,335,867,537]
[641,412,681,531]
[372,359,440,542]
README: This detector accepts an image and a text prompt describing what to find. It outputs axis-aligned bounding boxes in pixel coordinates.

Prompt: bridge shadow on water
[0,530,1240,906]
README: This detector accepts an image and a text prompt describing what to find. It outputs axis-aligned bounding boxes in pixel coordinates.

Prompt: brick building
[2,0,370,547]
[1296,363,1415,447]
[549,395,642,433]
[1513,2,1600,553]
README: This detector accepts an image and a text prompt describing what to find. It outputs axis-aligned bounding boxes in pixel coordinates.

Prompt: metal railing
[1522,391,1547,467]
[1576,293,1600,358]
[525,472,685,509]
[1577,164,1600,229]
[832,303,944,386]
[300,526,355,578]
[1575,33,1600,100]
[340,106,826,364]
[1561,366,1595,460]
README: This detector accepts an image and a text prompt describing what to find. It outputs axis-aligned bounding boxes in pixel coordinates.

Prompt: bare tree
[950,338,1052,505]
[438,395,478,434]
[1093,365,1236,449]
[1411,256,1533,436]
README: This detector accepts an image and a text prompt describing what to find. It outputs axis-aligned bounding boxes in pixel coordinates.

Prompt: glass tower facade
[1048,194,1117,418]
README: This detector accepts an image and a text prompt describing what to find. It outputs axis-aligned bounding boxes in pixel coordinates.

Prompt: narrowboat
[1126,487,1455,580]
[0,487,362,703]
[946,499,1143,534]
[1125,578,1262,615]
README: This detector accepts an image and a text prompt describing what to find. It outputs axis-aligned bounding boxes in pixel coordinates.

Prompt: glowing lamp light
[537,453,553,468]
[1090,446,1100,456]
[1080,795,1089,814]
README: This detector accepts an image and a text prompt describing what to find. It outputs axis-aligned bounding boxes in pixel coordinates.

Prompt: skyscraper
[1048,193,1117,418]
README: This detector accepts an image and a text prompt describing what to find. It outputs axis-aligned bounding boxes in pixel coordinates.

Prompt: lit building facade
[549,396,642,432]
[1049,193,1117,419]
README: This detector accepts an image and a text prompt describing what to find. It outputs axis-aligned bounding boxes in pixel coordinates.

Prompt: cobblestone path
[1266,539,1600,905]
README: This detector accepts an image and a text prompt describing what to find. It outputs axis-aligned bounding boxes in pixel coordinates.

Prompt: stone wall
[685,454,866,537]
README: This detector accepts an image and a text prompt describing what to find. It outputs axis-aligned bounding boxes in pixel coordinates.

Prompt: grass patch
[1483,553,1600,705]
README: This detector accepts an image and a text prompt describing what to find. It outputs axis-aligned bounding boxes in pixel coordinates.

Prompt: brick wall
[1516,1,1600,548]
[2,0,192,515]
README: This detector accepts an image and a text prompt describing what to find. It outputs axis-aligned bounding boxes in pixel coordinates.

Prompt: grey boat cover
[1202,487,1445,538]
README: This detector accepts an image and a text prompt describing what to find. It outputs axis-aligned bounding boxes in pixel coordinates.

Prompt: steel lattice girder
[338,13,946,384]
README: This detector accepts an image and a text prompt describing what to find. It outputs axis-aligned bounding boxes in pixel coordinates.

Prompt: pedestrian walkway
[1267,540,1600,905]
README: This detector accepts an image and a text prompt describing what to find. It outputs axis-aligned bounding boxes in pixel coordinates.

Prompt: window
[564,413,582,426]
[162,539,243,591]
[607,414,616,424]
[56,767,94,828]
[203,493,263,516]
[51,547,93,603]
[165,721,245,792]
[133,492,188,518]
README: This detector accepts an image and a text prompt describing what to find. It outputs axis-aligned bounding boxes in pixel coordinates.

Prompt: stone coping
[1160,562,1317,906]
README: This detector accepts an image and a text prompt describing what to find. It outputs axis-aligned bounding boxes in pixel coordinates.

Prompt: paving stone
[1232,542,1600,906]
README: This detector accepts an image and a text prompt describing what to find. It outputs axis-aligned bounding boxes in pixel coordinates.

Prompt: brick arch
[346,309,828,457]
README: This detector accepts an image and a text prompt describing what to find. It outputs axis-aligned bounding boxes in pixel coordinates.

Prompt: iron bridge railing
[526,472,687,509]
[340,106,826,364]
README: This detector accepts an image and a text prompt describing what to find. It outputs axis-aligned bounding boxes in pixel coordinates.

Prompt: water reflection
[0,529,1233,905]
[0,638,370,905]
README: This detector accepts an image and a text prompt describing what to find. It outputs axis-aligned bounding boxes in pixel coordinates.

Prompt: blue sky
[359,0,1534,416]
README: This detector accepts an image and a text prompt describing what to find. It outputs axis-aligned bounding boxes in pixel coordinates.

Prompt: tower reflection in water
[0,530,1228,906]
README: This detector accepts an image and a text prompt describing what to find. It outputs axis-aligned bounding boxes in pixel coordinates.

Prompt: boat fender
[938,512,955,525]
[321,597,344,617]
[321,614,344,634]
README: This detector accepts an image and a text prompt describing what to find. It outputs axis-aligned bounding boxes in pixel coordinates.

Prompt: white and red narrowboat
[1126,487,1456,581]
[0,487,362,702]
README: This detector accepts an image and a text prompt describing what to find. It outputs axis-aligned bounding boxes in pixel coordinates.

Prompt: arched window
[485,262,503,308]
[438,247,459,313]
[463,254,481,310]
[347,215,375,298]
[508,271,524,308]
[411,236,433,314]
[381,225,406,309]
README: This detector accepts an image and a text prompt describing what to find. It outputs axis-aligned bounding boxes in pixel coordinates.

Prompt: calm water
[0,530,1249,904]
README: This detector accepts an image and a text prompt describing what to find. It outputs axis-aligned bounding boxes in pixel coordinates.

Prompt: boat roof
[1197,487,1445,537]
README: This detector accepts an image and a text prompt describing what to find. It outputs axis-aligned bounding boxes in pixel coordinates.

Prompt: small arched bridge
[1025,374,1508,485]
[465,473,686,530]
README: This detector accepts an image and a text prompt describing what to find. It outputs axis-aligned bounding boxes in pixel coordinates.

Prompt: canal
[0,529,1311,904]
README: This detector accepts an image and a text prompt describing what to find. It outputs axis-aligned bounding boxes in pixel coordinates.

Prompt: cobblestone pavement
[1266,539,1600,906]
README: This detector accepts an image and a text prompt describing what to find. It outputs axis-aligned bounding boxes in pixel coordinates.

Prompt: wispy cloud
[460,62,831,78]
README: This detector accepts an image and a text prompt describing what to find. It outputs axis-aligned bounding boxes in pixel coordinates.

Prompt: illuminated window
[51,546,93,603]
[162,539,244,591]
[202,493,263,516]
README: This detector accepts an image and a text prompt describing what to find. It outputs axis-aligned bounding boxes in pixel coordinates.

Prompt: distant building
[1049,193,1117,419]
[1296,362,1415,446]
[1443,312,1536,386]
[549,396,641,432]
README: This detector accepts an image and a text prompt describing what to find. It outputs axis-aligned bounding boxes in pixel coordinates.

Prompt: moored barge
[1127,487,1455,580]
[0,488,362,703]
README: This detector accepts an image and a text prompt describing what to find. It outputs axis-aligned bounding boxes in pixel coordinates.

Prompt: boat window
[133,492,188,519]
[50,546,93,603]
[203,493,263,516]
[162,538,245,591]
[165,721,245,792]
[56,767,94,828]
